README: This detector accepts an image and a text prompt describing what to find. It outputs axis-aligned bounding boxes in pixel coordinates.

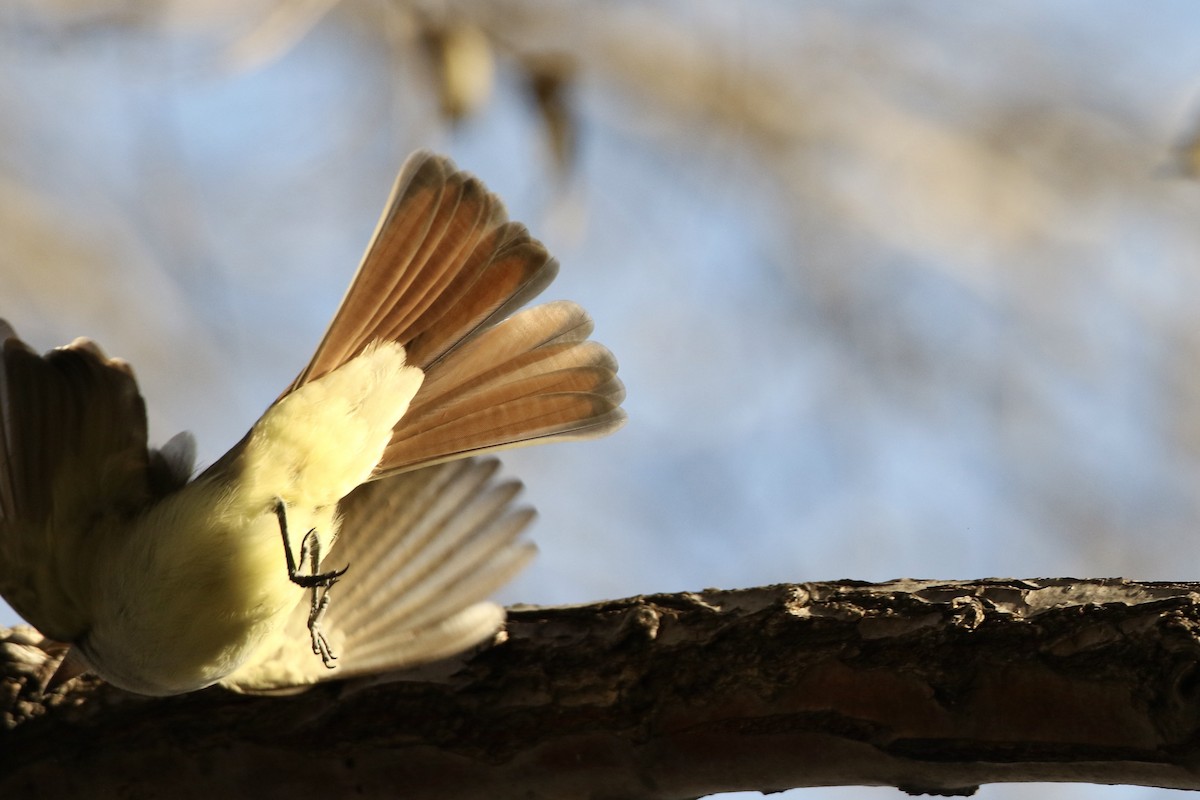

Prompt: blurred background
[3,1,1200,798]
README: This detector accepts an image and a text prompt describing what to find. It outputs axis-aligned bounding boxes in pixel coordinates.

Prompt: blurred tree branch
[6,579,1200,798]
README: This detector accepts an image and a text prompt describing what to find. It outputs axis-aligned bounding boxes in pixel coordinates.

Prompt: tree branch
[5,579,1200,798]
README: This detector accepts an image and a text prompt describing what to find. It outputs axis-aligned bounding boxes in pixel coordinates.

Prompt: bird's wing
[0,323,176,642]
[221,457,534,694]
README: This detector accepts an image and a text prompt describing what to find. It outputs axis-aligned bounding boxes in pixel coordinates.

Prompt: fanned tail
[380,300,626,473]
[284,151,625,477]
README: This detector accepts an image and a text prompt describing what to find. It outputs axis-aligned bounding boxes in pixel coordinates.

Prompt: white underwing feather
[222,457,535,693]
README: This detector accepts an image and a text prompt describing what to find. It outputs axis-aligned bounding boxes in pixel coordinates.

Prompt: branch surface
[5,578,1200,798]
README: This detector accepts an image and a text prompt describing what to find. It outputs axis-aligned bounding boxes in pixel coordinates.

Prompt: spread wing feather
[223,457,535,694]
[0,326,169,641]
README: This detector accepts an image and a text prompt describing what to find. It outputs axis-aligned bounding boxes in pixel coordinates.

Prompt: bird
[0,151,626,696]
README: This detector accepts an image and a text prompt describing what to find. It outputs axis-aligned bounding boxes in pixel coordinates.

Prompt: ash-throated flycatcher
[0,152,625,695]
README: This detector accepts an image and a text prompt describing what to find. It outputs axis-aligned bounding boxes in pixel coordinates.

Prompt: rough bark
[5,578,1200,798]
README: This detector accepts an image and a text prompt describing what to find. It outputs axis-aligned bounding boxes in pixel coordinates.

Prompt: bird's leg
[273,499,349,586]
[273,499,347,668]
[300,528,338,666]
